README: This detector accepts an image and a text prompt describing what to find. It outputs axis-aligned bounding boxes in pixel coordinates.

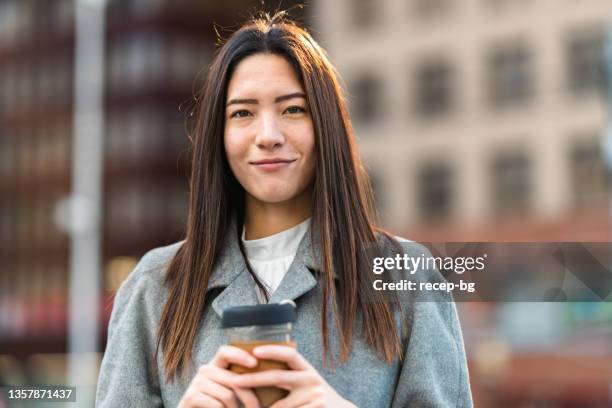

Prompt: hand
[178,345,261,408]
[232,345,357,408]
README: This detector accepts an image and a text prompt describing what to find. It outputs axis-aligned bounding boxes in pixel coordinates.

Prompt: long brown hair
[157,11,403,382]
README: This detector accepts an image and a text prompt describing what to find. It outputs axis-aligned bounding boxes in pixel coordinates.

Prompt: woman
[96,11,473,408]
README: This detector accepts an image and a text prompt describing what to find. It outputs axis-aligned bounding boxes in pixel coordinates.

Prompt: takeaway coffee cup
[222,301,297,407]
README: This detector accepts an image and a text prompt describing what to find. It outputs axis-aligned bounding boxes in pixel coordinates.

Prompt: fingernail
[248,357,257,366]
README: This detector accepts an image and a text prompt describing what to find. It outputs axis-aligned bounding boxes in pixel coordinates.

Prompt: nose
[254,112,284,149]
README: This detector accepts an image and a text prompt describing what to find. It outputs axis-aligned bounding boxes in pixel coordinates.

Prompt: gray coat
[96,223,473,407]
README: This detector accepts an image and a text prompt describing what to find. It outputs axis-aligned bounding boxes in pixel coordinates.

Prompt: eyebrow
[226,92,306,107]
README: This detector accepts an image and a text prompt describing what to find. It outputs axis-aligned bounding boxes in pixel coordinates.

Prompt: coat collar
[209,216,332,318]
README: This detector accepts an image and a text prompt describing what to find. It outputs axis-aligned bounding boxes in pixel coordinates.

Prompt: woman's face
[224,53,316,206]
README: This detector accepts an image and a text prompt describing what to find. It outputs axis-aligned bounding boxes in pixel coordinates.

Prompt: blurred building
[316,0,610,242]
[1,0,611,406]
[314,0,612,406]
[0,0,303,388]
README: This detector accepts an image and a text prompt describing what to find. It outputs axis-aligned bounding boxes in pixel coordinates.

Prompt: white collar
[242,217,312,261]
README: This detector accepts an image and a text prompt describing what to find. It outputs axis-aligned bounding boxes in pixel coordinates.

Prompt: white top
[241,217,311,302]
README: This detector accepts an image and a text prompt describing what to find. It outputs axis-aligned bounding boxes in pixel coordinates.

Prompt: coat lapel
[209,218,259,317]
[268,228,319,304]
[209,216,338,318]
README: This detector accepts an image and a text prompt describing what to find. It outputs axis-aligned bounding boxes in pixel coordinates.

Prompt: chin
[253,192,295,204]
[250,185,298,204]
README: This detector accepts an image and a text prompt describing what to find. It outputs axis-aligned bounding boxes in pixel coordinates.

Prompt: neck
[244,187,313,240]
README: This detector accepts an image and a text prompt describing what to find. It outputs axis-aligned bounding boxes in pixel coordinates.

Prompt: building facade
[0,0,303,381]
[313,1,612,406]
[314,0,610,241]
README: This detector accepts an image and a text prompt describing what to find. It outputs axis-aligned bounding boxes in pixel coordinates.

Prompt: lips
[250,158,297,172]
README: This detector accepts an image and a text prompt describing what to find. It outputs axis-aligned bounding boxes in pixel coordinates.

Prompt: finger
[232,387,261,408]
[194,377,239,408]
[200,365,260,408]
[183,391,225,408]
[269,388,313,408]
[232,369,314,390]
[202,364,238,385]
[251,346,311,371]
[210,345,258,369]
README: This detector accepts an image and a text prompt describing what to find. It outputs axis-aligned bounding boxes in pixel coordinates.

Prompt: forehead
[226,53,304,98]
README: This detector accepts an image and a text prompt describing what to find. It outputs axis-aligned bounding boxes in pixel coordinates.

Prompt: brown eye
[230,109,251,118]
[284,106,307,114]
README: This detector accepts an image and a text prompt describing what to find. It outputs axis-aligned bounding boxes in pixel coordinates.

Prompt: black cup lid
[222,303,296,328]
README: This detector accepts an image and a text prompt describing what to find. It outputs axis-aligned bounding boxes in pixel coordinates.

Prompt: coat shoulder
[116,240,185,301]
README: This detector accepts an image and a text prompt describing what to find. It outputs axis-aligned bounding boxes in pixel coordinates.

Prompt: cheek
[224,132,245,167]
[302,132,316,171]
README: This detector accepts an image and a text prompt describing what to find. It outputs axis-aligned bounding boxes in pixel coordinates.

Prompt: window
[107,184,172,238]
[483,0,533,13]
[571,138,607,207]
[50,58,72,104]
[13,0,33,42]
[0,137,12,177]
[51,123,70,176]
[0,1,19,45]
[34,129,50,178]
[168,35,209,87]
[1,65,16,115]
[36,62,53,109]
[367,168,385,215]
[491,150,531,214]
[411,0,452,19]
[0,67,7,115]
[169,187,188,226]
[108,32,166,92]
[55,0,74,32]
[33,1,55,33]
[106,112,123,161]
[17,205,30,248]
[418,162,453,221]
[350,73,383,124]
[352,0,378,30]
[106,106,165,162]
[129,0,164,17]
[19,134,35,181]
[0,203,14,248]
[566,27,605,96]
[32,200,49,246]
[17,62,34,113]
[108,185,146,235]
[109,0,164,18]
[488,44,533,108]
[414,60,454,117]
[125,107,164,160]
